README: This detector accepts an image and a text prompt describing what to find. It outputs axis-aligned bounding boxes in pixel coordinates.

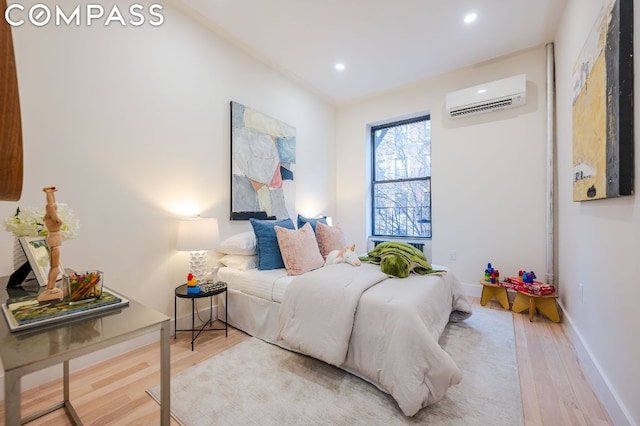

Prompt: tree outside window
[372,116,431,238]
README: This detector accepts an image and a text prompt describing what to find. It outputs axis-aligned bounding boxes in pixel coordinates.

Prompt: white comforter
[277,262,472,416]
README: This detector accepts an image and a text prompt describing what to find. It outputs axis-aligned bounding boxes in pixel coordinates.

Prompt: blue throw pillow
[250,218,295,270]
[297,214,327,233]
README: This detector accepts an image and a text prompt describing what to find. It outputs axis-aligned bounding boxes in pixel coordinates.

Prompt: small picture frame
[18,236,63,287]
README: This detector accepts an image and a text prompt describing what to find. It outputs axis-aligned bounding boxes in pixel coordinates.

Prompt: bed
[217,257,472,417]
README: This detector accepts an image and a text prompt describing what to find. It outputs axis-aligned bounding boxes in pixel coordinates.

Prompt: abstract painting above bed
[230,101,296,220]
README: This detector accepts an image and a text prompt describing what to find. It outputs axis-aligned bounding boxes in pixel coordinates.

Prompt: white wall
[0,2,334,329]
[554,0,639,424]
[335,47,548,288]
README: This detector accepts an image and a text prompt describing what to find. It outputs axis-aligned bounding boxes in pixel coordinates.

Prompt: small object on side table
[484,262,500,284]
[200,280,226,293]
[186,272,200,294]
[65,270,103,304]
[520,270,536,284]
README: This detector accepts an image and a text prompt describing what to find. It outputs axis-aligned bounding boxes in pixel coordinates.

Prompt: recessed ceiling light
[335,63,345,71]
[477,89,487,94]
[464,13,477,24]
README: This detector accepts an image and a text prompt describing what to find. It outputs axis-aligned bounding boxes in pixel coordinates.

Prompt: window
[371,115,431,239]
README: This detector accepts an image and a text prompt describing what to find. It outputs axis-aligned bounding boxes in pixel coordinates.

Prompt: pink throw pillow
[275,223,324,275]
[316,222,347,258]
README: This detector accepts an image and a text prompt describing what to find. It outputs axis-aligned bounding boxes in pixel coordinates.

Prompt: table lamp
[177,217,220,287]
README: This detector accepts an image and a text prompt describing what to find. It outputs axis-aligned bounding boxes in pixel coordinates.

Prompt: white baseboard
[558,301,636,426]
[462,281,482,298]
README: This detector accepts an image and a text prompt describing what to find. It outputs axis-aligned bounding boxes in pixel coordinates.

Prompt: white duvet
[277,262,472,417]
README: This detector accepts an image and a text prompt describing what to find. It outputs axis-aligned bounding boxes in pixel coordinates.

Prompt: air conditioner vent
[449,98,514,117]
[446,74,526,119]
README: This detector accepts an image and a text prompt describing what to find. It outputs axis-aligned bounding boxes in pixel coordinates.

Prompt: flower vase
[13,238,27,270]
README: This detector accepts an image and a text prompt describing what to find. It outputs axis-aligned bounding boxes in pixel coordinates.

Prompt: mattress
[218,266,294,303]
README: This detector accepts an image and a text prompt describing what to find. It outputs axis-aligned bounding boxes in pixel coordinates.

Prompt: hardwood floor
[486,298,612,426]
[0,298,612,425]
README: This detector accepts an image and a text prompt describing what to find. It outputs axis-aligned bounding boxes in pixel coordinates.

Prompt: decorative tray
[2,288,129,332]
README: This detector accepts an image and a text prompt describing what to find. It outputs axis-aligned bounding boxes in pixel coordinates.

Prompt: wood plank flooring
[0,298,612,425]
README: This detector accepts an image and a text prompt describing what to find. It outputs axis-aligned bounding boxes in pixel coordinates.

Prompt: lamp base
[189,251,208,283]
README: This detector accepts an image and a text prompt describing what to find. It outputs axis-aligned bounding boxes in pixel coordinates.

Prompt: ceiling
[174,0,567,106]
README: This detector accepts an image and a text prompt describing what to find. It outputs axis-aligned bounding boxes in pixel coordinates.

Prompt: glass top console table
[0,277,171,425]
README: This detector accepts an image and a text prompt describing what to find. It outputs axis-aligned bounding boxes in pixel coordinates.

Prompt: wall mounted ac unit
[446,74,526,118]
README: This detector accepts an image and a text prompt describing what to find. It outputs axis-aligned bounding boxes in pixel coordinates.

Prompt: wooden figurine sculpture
[37,187,64,302]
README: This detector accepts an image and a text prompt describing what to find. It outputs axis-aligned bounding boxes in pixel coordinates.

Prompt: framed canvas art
[230,101,296,220]
[572,0,634,201]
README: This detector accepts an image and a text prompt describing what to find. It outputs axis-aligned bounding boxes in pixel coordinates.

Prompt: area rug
[147,307,523,425]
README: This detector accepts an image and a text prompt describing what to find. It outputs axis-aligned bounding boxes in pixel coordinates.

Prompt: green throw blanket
[359,241,443,278]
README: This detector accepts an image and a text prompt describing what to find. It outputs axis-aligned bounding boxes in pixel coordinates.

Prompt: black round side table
[174,282,227,351]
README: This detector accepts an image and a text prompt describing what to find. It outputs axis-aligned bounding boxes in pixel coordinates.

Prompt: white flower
[3,204,80,240]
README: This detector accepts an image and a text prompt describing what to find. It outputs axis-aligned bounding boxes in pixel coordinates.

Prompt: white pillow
[218,231,257,255]
[219,254,258,271]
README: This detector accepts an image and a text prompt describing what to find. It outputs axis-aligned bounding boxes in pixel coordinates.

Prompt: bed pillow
[275,222,324,275]
[250,218,295,270]
[316,222,347,258]
[219,254,258,271]
[218,231,257,255]
[297,214,327,232]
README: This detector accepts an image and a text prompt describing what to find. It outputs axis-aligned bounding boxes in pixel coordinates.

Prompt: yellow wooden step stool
[480,279,510,310]
[512,290,560,322]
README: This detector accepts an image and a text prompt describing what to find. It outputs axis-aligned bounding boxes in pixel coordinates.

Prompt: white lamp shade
[176,217,220,252]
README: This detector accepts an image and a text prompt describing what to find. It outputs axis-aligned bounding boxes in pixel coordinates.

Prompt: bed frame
[218,288,282,343]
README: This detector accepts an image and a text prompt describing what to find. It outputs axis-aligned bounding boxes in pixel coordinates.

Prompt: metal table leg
[225,290,228,337]
[160,321,170,426]
[5,369,20,426]
[191,298,195,351]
